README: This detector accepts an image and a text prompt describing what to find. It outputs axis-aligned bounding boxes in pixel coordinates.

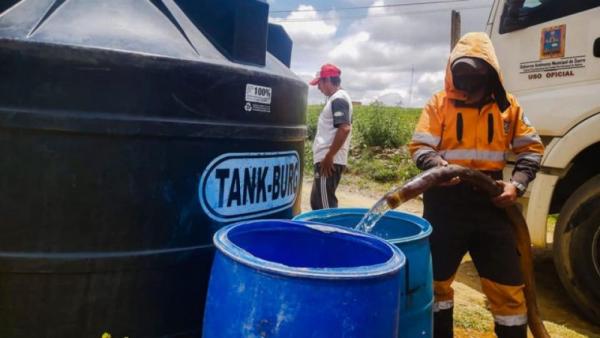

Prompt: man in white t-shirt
[308,64,353,210]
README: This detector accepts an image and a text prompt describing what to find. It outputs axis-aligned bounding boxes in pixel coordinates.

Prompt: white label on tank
[199,151,300,222]
[245,84,272,104]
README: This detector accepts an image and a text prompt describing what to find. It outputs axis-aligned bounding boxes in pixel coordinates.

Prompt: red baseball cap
[309,64,341,85]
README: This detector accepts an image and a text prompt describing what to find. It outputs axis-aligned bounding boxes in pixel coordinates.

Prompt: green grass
[454,306,493,332]
[305,102,421,187]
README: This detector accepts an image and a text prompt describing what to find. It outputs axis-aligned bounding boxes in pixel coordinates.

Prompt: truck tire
[553,174,600,323]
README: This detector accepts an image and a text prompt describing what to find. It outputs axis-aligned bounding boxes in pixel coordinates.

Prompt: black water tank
[0,1,307,337]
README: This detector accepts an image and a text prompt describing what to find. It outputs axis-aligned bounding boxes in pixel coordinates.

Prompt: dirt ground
[300,179,600,338]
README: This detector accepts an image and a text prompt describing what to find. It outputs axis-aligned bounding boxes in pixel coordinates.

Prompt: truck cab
[487,0,600,323]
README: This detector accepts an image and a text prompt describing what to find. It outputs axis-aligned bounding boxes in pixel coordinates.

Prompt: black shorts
[310,163,345,210]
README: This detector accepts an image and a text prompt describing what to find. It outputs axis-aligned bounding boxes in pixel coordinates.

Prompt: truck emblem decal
[540,25,566,59]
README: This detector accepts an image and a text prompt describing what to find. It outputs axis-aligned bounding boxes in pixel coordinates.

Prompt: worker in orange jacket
[409,32,544,338]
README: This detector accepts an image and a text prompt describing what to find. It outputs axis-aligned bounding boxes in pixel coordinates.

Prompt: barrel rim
[213,219,406,280]
[293,208,433,244]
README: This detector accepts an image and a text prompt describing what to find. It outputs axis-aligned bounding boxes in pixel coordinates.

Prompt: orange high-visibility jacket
[409,33,544,186]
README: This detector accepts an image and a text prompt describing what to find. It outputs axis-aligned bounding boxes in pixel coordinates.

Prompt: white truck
[487,0,600,323]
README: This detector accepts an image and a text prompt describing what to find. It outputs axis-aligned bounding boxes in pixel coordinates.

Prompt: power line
[271,5,489,23]
[270,0,470,14]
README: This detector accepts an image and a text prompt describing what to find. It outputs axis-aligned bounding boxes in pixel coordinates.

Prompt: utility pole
[451,10,461,50]
[408,65,414,108]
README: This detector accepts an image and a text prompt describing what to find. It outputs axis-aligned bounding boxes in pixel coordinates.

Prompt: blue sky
[267,0,494,106]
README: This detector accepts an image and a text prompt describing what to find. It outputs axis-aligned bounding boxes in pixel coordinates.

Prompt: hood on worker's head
[444,32,510,111]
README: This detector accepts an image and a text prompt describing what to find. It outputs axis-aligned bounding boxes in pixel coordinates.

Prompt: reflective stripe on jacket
[409,92,544,171]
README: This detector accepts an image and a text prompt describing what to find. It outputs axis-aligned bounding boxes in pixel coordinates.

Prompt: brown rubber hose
[384,164,550,338]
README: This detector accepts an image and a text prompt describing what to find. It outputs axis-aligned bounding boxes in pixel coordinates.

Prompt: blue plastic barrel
[203,220,406,338]
[294,208,433,338]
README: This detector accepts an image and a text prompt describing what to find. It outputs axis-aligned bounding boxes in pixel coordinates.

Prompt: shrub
[353,102,418,149]
[303,142,314,174]
[306,105,322,140]
[304,103,422,183]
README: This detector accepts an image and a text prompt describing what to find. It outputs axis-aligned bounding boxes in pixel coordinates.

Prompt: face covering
[452,57,511,110]
[453,73,489,93]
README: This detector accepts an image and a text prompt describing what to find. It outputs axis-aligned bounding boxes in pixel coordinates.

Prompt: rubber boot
[494,323,527,338]
[433,307,453,338]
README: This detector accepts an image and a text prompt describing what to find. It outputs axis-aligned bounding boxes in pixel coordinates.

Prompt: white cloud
[412,70,446,104]
[418,71,445,86]
[329,31,370,62]
[367,0,386,16]
[270,4,341,87]
[279,0,492,106]
[270,5,338,45]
